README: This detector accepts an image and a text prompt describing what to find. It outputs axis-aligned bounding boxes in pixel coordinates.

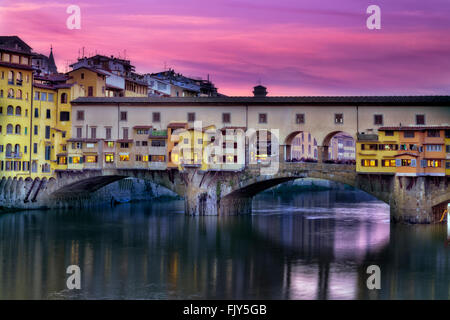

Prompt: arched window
[6,124,13,134]
[8,71,14,84]
[16,89,22,99]
[7,105,13,115]
[6,144,12,157]
[7,88,14,98]
[15,124,21,134]
[61,93,68,104]
[14,144,20,154]
[16,72,22,84]
[15,106,21,116]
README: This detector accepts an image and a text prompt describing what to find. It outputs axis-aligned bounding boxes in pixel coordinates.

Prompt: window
[81,73,84,79]
[334,113,343,124]
[426,145,442,152]
[120,143,129,148]
[7,105,13,115]
[446,145,450,153]
[15,106,21,116]
[85,156,97,163]
[45,126,50,139]
[222,113,231,123]
[71,156,82,164]
[41,93,47,101]
[295,114,305,124]
[6,124,13,134]
[427,130,440,137]
[142,141,148,146]
[8,70,14,84]
[16,90,22,99]
[361,159,378,167]
[105,127,111,140]
[33,143,37,154]
[105,154,114,163]
[76,127,82,138]
[445,130,450,139]
[188,112,195,122]
[416,114,425,125]
[48,93,54,102]
[61,93,67,104]
[45,146,51,160]
[58,156,67,165]
[361,144,378,151]
[401,159,412,166]
[7,88,14,98]
[136,141,140,147]
[374,114,383,125]
[427,160,441,168]
[384,130,394,136]
[91,127,96,139]
[88,86,93,97]
[381,159,396,167]
[77,110,84,121]
[106,141,114,148]
[60,111,70,121]
[258,113,267,124]
[46,109,51,119]
[34,108,39,118]
[119,154,129,161]
[378,144,398,151]
[15,125,20,134]
[34,91,40,101]
[72,142,82,149]
[404,131,414,138]
[120,111,127,121]
[150,155,165,162]
[152,112,160,122]
[34,125,38,135]
[123,128,129,139]
[151,140,165,147]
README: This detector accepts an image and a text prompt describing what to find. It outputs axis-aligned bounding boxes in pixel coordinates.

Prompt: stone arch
[284,130,319,162]
[319,131,357,162]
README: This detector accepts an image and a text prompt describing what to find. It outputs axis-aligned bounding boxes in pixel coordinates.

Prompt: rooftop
[71,95,450,106]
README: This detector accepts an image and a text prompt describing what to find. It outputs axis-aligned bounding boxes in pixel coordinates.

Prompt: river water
[0,187,449,300]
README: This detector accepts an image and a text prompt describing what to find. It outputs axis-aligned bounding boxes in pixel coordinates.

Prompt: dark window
[222,113,231,123]
[404,131,415,138]
[120,111,127,121]
[88,86,93,97]
[427,130,440,137]
[46,109,51,119]
[188,112,195,122]
[34,125,38,135]
[45,126,50,139]
[123,128,128,139]
[60,93,67,104]
[81,73,84,79]
[152,112,160,122]
[374,114,383,125]
[295,114,305,124]
[105,127,111,140]
[416,114,425,125]
[334,113,343,124]
[34,108,38,118]
[77,110,84,121]
[76,127,82,138]
[45,146,51,160]
[60,111,70,121]
[385,130,394,136]
[91,127,96,139]
[445,130,450,138]
[33,143,37,154]
[258,113,267,123]
[151,140,165,147]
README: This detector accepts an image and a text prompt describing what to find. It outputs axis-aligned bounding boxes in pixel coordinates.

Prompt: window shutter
[395,159,401,167]
[69,157,72,164]
[411,159,416,167]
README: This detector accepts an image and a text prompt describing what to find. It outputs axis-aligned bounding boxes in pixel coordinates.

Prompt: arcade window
[295,113,305,124]
[258,113,267,124]
[416,114,425,125]
[374,114,383,125]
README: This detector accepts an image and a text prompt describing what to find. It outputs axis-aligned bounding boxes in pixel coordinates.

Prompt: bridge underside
[1,164,449,224]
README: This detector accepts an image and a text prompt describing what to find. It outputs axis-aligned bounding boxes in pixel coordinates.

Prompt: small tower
[48,45,58,74]
[253,85,268,97]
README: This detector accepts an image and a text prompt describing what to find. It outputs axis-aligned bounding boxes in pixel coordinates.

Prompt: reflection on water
[0,189,449,299]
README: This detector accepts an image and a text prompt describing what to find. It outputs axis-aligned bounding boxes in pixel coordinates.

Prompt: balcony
[357,134,378,141]
[149,130,168,138]
[5,152,22,159]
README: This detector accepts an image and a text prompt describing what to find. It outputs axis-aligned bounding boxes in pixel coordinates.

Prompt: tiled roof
[71,96,450,106]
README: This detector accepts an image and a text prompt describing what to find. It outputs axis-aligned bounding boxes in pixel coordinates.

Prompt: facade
[290,132,318,160]
[356,126,450,176]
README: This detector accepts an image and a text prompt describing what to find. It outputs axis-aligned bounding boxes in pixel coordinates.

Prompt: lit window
[85,156,97,163]
[105,154,114,163]
[120,154,129,161]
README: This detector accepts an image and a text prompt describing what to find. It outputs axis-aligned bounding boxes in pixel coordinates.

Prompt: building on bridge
[356,126,450,176]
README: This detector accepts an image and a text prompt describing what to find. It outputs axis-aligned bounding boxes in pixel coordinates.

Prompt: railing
[5,152,22,159]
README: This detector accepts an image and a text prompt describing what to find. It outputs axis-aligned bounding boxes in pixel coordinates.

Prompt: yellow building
[356,126,450,176]
[0,46,34,178]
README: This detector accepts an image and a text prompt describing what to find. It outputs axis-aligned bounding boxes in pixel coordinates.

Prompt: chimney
[253,85,268,97]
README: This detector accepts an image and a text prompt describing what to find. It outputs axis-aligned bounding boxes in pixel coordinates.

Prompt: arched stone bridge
[1,162,449,223]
